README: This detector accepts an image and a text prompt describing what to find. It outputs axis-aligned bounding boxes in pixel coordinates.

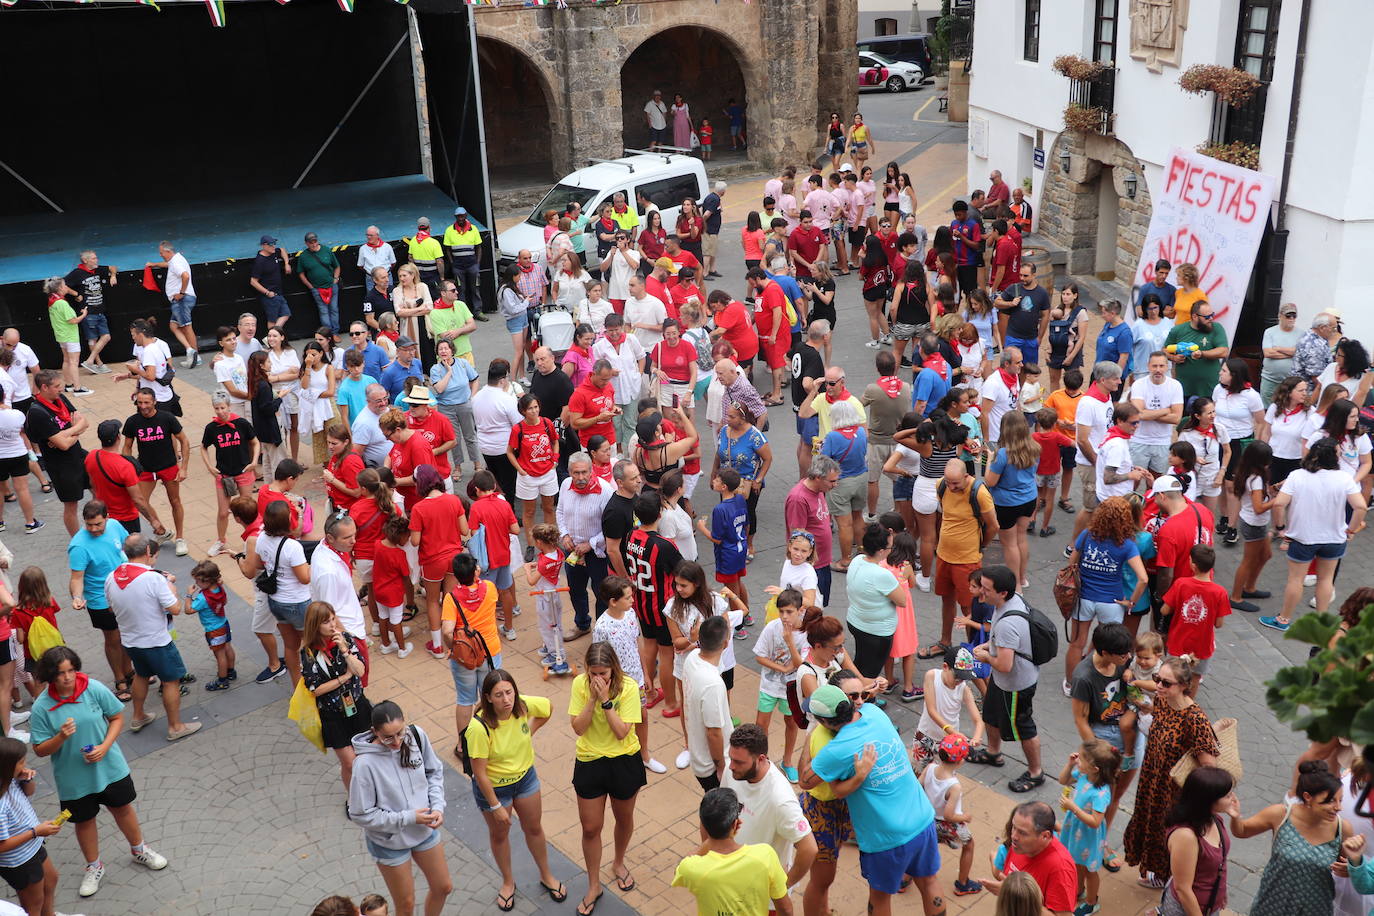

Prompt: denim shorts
[1286,540,1346,563]
[482,565,514,591]
[268,597,309,630]
[892,474,914,501]
[795,413,819,445]
[505,313,529,334]
[365,827,441,867]
[80,313,110,340]
[1074,598,1126,624]
[124,642,188,682]
[260,293,290,323]
[450,654,503,706]
[1239,520,1268,542]
[471,764,540,811]
[170,295,196,326]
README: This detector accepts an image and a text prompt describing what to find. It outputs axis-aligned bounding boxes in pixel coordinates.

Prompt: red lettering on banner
[1164,154,1189,194]
[1166,160,1265,225]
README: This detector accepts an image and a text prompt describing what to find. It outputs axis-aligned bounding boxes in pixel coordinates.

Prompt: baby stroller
[530,303,576,360]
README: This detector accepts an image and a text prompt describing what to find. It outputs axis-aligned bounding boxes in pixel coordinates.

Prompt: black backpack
[998,606,1059,667]
[936,478,988,543]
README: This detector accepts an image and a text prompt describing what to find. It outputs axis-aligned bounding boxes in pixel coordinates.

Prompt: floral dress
[1122,701,1220,878]
[1060,768,1112,871]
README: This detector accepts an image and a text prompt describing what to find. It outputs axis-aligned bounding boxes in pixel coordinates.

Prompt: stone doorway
[477,37,556,189]
[619,26,749,158]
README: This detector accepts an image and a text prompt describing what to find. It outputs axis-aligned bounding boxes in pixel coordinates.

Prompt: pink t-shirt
[784,481,833,568]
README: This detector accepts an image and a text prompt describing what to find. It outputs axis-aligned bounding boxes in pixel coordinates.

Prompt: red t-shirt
[668,249,700,271]
[755,282,788,344]
[787,226,827,277]
[1032,430,1075,475]
[662,419,700,474]
[667,282,703,321]
[646,275,670,308]
[325,451,365,511]
[568,378,618,446]
[371,542,410,607]
[1162,576,1231,659]
[10,600,58,661]
[407,410,455,478]
[349,496,392,560]
[1005,838,1079,914]
[467,494,517,569]
[508,418,557,477]
[1154,502,1215,580]
[257,486,299,534]
[389,433,435,507]
[861,261,893,295]
[877,230,900,264]
[715,301,759,361]
[653,338,699,384]
[992,235,1020,291]
[85,450,138,522]
[409,492,467,570]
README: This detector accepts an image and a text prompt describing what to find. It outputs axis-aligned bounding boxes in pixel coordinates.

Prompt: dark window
[1023,0,1041,61]
[636,175,700,214]
[1236,0,1281,79]
[875,17,898,36]
[1092,0,1118,64]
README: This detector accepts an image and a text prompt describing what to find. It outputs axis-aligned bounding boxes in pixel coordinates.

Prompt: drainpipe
[1274,0,1311,234]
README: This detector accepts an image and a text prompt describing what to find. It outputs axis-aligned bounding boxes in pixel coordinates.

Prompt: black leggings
[482,452,518,505]
[847,622,893,679]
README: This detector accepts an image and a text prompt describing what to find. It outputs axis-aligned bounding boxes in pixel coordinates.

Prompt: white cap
[838,162,854,173]
[1152,475,1184,495]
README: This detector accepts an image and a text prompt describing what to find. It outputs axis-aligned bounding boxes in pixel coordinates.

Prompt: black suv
[856,34,934,79]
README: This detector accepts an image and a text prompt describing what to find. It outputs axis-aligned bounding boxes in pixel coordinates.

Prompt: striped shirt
[624,529,682,629]
[919,444,961,479]
[556,477,613,558]
[0,781,40,868]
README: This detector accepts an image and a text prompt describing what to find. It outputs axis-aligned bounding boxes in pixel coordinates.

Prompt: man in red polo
[567,361,620,447]
[749,268,789,405]
[786,211,827,279]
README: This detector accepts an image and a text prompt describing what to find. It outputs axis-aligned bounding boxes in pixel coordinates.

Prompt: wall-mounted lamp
[1123,171,1138,199]
[1058,148,1072,173]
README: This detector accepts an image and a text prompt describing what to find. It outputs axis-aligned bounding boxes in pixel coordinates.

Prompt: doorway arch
[620,26,749,156]
[477,37,556,185]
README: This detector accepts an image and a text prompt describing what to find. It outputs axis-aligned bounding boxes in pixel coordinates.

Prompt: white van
[496,151,709,269]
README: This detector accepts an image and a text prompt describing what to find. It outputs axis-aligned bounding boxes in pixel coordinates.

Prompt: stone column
[757,0,821,170]
[548,5,630,174]
[816,0,859,152]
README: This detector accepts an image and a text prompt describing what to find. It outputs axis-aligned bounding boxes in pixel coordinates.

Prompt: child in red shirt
[465,470,521,640]
[1031,408,1076,538]
[11,566,61,698]
[1160,543,1230,682]
[372,514,415,658]
[698,119,713,160]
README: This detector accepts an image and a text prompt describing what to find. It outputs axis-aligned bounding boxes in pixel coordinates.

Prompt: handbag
[447,584,495,671]
[1052,561,1080,620]
[1171,716,1242,786]
[254,537,288,596]
[287,677,326,754]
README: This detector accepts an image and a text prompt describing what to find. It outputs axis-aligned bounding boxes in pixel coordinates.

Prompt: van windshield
[526,184,597,227]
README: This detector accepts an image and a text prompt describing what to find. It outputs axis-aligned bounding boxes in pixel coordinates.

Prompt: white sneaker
[174,538,188,557]
[915,574,931,593]
[80,360,98,376]
[675,748,691,770]
[1304,574,1317,587]
[1062,680,1073,698]
[132,847,168,870]
[206,540,226,557]
[502,627,517,640]
[9,709,29,726]
[1309,596,1317,609]
[645,757,668,774]
[78,862,104,897]
[379,642,397,655]
[370,622,380,637]
[864,339,883,349]
[396,642,414,659]
[7,729,27,743]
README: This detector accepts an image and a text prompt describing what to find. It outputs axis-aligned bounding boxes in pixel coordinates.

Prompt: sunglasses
[1152,674,1177,688]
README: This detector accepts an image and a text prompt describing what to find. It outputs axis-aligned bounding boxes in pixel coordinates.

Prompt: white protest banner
[1133,147,1276,341]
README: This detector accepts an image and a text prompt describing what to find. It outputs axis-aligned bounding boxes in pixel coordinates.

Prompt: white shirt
[138,338,175,403]
[778,560,818,598]
[623,294,667,351]
[255,535,311,603]
[1096,434,1136,500]
[351,407,390,466]
[311,546,366,639]
[1238,474,1270,526]
[237,335,264,359]
[601,248,640,300]
[471,384,521,455]
[104,563,177,649]
[752,618,806,698]
[681,649,731,778]
[1179,426,1231,484]
[1212,385,1264,439]
[592,336,647,406]
[0,410,25,460]
[1130,376,1184,444]
[643,99,668,130]
[1074,394,1114,467]
[213,352,249,410]
[720,760,812,869]
[1264,403,1309,460]
[657,502,697,561]
[1282,468,1360,545]
[1306,430,1372,478]
[980,371,1017,443]
[165,252,195,299]
[357,242,396,278]
[5,343,36,401]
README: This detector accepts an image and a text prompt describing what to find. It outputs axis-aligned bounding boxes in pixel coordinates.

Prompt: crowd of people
[0,154,1368,916]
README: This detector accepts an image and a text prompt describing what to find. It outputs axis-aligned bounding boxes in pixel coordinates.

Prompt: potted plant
[1052,54,1110,81]
[1063,104,1109,134]
[1267,609,1374,746]
[1179,64,1262,107]
[1197,141,1261,170]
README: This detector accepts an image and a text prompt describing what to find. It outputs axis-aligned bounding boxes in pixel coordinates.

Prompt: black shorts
[848,227,868,247]
[810,302,837,331]
[0,456,28,481]
[0,638,12,666]
[572,753,646,800]
[955,265,978,295]
[1223,436,1253,482]
[320,697,374,750]
[637,617,673,648]
[49,463,88,504]
[985,681,1037,741]
[995,498,1037,530]
[883,202,901,213]
[0,845,46,892]
[160,394,183,418]
[114,515,141,534]
[9,398,31,417]
[863,285,890,303]
[63,773,137,824]
[87,606,119,632]
[1271,456,1302,485]
[721,667,735,691]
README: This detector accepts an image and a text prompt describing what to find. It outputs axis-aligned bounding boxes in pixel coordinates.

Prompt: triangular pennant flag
[336,0,354,10]
[204,0,226,26]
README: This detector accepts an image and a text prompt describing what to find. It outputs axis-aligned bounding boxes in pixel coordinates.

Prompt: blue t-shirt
[190,588,228,632]
[67,520,129,611]
[430,360,479,407]
[1074,530,1141,603]
[1136,281,1176,314]
[717,427,768,481]
[336,374,379,425]
[0,781,40,868]
[353,342,388,381]
[810,705,934,852]
[911,367,948,416]
[379,360,424,404]
[988,448,1037,506]
[28,680,131,801]
[711,494,749,576]
[1122,530,1155,613]
[820,428,868,479]
[845,556,900,637]
[1096,323,1134,375]
[726,104,744,129]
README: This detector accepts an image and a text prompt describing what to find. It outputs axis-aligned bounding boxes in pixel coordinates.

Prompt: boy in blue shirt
[183,559,236,691]
[698,467,751,617]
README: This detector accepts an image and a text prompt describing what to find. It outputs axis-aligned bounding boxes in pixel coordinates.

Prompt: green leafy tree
[1266,609,1374,745]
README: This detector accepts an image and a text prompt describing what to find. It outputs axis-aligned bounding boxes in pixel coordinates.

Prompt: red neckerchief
[202,585,228,617]
[613,203,628,214]
[47,294,62,307]
[111,563,152,589]
[213,413,241,427]
[452,219,469,233]
[329,544,355,574]
[593,462,613,482]
[380,329,399,344]
[455,580,490,613]
[415,228,431,242]
[998,367,1018,391]
[825,384,851,405]
[568,343,589,360]
[1281,404,1305,419]
[835,425,860,440]
[45,673,90,712]
[519,262,535,274]
[1083,383,1110,403]
[34,393,71,426]
[1192,423,1218,440]
[366,238,384,249]
[876,376,903,398]
[924,352,950,382]
[76,264,95,275]
[571,475,602,495]
[1101,425,1133,447]
[434,297,454,310]
[599,217,616,231]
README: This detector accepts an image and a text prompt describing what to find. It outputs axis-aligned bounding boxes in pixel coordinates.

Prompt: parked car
[857,34,935,79]
[858,53,924,92]
[496,152,709,270]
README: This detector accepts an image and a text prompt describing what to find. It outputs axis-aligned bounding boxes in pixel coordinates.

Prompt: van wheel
[886,76,905,93]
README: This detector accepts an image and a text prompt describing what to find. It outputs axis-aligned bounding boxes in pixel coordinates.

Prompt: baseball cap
[454,206,468,217]
[417,217,431,227]
[396,335,417,349]
[838,162,854,173]
[304,232,318,243]
[1280,304,1298,317]
[939,733,971,763]
[950,646,978,681]
[97,419,122,448]
[653,257,678,274]
[260,234,277,246]
[1152,474,1184,495]
[808,684,848,719]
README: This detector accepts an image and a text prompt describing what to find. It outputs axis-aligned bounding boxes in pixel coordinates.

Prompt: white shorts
[683,472,702,501]
[1197,469,1222,498]
[252,590,277,635]
[355,558,374,585]
[61,341,80,353]
[516,468,559,499]
[658,380,695,410]
[379,603,405,625]
[913,474,941,515]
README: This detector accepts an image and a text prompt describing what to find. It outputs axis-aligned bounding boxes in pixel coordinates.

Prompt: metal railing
[1069,67,1116,135]
[1209,83,1268,146]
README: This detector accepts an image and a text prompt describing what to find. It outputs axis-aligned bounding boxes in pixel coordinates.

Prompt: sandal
[540,881,568,902]
[916,642,950,660]
[2,494,12,504]
[39,482,52,494]
[614,870,635,892]
[1009,770,1047,792]
[496,890,516,912]
[967,748,1004,766]
[1102,846,1123,873]
[643,687,664,709]
[113,679,133,702]
[1057,498,1074,512]
[577,891,604,916]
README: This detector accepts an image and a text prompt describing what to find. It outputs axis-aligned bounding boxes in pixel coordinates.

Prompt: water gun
[1166,342,1199,356]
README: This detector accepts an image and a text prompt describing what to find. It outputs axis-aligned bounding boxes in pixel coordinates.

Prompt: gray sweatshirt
[347,725,446,849]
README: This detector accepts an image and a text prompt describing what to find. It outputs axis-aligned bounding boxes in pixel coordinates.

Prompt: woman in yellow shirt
[1172,263,1206,325]
[569,641,645,916]
[465,669,565,911]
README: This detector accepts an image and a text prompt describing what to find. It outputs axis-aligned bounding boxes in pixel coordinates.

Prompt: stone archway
[477,36,558,185]
[1038,132,1153,283]
[619,26,750,157]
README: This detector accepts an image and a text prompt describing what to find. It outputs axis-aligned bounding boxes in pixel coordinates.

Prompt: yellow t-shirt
[568,674,642,761]
[671,843,789,916]
[464,695,552,786]
[808,393,868,440]
[1173,288,1206,325]
[806,726,839,802]
[441,583,502,658]
[935,480,995,565]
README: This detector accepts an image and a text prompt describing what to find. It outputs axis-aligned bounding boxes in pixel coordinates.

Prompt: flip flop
[577,891,604,916]
[614,870,635,892]
[496,890,516,912]
[916,642,949,660]
[540,881,568,902]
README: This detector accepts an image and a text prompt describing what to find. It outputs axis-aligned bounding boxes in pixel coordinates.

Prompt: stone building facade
[1037,131,1152,281]
[474,0,855,178]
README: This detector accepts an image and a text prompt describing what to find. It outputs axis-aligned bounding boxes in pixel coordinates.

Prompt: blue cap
[454,206,468,217]
[260,234,277,246]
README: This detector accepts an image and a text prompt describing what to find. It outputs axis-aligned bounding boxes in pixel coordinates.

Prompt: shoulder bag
[254,537,288,595]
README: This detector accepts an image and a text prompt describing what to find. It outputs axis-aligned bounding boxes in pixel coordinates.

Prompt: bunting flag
[336,0,353,10]
[203,0,225,26]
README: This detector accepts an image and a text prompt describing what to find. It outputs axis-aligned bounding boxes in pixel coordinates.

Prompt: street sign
[1033,147,1045,169]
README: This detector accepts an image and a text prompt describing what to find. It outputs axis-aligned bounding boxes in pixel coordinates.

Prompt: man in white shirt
[592,315,647,451]
[350,384,393,467]
[980,347,1024,450]
[622,275,667,351]
[470,358,523,501]
[104,533,201,741]
[1129,351,1184,474]
[357,225,396,293]
[643,90,669,149]
[311,514,379,656]
[234,312,264,359]
[683,616,732,790]
[720,722,817,888]
[1071,361,1123,541]
[2,328,39,412]
[1095,403,1148,502]
[147,241,200,369]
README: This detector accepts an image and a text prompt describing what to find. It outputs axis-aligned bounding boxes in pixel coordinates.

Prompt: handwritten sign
[1133,147,1276,341]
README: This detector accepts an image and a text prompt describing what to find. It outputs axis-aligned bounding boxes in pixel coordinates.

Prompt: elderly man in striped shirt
[555,451,613,639]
